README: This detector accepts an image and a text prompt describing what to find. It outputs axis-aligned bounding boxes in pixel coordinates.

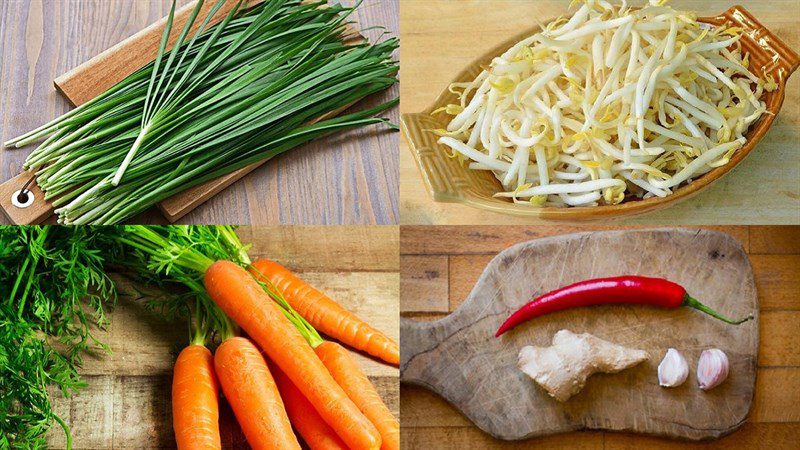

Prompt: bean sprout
[433,0,774,207]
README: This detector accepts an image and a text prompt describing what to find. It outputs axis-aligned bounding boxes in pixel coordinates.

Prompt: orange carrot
[269,360,349,450]
[205,260,381,450]
[315,341,400,450]
[249,259,399,365]
[172,344,221,450]
[214,337,300,450]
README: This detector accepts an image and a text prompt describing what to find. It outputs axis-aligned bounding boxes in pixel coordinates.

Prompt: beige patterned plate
[402,5,799,220]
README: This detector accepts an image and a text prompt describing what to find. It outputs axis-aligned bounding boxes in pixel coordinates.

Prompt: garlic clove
[697,348,730,391]
[658,348,689,387]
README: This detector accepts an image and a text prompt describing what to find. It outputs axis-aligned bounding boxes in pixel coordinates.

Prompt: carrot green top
[116,225,324,347]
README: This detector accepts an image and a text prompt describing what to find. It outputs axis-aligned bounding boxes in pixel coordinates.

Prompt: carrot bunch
[116,226,399,450]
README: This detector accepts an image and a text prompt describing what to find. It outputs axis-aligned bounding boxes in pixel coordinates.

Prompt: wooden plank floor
[400,225,800,449]
[46,226,400,449]
[0,0,399,225]
[399,0,800,225]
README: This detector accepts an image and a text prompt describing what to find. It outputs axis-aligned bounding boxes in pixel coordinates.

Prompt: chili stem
[683,295,753,325]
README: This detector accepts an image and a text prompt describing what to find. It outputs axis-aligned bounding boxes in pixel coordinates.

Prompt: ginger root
[517,330,649,402]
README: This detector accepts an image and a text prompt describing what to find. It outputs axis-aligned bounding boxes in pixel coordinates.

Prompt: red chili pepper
[495,275,752,337]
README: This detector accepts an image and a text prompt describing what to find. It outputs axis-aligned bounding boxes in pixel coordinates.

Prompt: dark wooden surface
[400,225,800,449]
[0,0,399,225]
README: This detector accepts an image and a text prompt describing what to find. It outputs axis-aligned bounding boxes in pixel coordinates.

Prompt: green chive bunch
[5,0,398,224]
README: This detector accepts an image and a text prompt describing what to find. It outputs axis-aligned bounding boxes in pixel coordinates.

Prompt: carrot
[315,341,400,450]
[249,259,399,365]
[172,344,221,450]
[214,337,300,450]
[205,260,381,450]
[269,360,349,450]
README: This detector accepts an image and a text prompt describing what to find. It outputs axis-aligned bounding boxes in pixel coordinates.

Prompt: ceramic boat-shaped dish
[402,5,800,220]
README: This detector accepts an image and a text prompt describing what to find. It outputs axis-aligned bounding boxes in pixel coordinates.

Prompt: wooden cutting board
[0,0,364,224]
[400,228,758,441]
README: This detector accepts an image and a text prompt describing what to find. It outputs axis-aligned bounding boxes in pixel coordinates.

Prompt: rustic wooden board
[400,225,800,449]
[0,0,399,225]
[399,0,800,225]
[400,228,758,441]
[45,225,400,449]
[0,171,50,224]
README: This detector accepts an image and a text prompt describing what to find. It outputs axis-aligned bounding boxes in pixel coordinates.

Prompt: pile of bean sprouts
[435,0,776,207]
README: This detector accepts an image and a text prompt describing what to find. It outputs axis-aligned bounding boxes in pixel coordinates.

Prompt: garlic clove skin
[697,349,730,391]
[658,348,689,387]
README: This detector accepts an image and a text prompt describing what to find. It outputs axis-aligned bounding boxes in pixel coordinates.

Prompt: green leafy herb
[0,312,82,450]
[0,226,118,449]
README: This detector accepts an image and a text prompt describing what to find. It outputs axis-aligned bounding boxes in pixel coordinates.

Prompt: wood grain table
[0,0,399,225]
[400,225,800,449]
[399,0,800,225]
[45,226,400,449]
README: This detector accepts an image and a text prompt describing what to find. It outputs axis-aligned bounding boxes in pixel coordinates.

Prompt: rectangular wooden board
[0,171,51,224]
